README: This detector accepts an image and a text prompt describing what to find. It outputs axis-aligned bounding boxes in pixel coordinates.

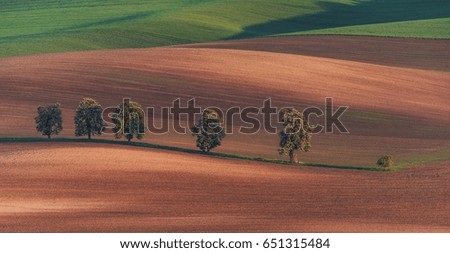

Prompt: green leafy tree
[278,108,312,163]
[74,97,105,140]
[191,108,225,153]
[112,100,145,142]
[35,103,63,139]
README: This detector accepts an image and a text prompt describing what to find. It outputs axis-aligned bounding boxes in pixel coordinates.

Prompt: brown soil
[184,35,450,72]
[1,143,449,232]
[0,36,449,165]
[0,36,449,232]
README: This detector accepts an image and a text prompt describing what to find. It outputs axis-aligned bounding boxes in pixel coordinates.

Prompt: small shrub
[377,155,393,169]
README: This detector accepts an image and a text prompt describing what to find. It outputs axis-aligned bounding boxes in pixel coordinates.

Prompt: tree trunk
[127,137,131,142]
[289,150,298,163]
[47,134,51,139]
[88,132,91,140]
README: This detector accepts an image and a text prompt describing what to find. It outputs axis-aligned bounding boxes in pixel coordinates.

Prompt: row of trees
[35,98,312,163]
[35,98,105,140]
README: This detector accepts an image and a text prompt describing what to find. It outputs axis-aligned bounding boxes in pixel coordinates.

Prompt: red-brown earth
[0,35,449,231]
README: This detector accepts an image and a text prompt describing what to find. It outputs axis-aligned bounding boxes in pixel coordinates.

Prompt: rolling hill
[1,35,449,168]
[1,0,449,58]
[1,142,449,232]
[1,0,449,233]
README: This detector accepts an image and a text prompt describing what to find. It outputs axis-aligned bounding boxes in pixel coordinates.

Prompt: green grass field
[284,18,450,38]
[1,0,449,58]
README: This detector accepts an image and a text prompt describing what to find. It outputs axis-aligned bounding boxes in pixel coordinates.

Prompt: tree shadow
[227,0,450,39]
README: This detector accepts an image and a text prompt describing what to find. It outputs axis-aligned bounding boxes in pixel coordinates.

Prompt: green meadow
[1,0,449,57]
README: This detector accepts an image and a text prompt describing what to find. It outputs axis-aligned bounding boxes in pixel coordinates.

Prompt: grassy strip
[0,137,383,172]
[391,149,450,171]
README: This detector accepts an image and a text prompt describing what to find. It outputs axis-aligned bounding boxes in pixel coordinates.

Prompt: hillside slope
[1,142,449,232]
[1,36,449,167]
[1,0,449,58]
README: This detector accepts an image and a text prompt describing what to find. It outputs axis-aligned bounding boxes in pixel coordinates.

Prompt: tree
[377,155,393,169]
[278,108,312,163]
[74,97,105,140]
[35,103,63,139]
[191,108,225,153]
[112,100,145,142]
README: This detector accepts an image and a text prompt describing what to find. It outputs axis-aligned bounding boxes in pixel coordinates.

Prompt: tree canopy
[191,108,225,153]
[278,108,312,163]
[112,100,145,142]
[35,103,63,139]
[74,97,105,139]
